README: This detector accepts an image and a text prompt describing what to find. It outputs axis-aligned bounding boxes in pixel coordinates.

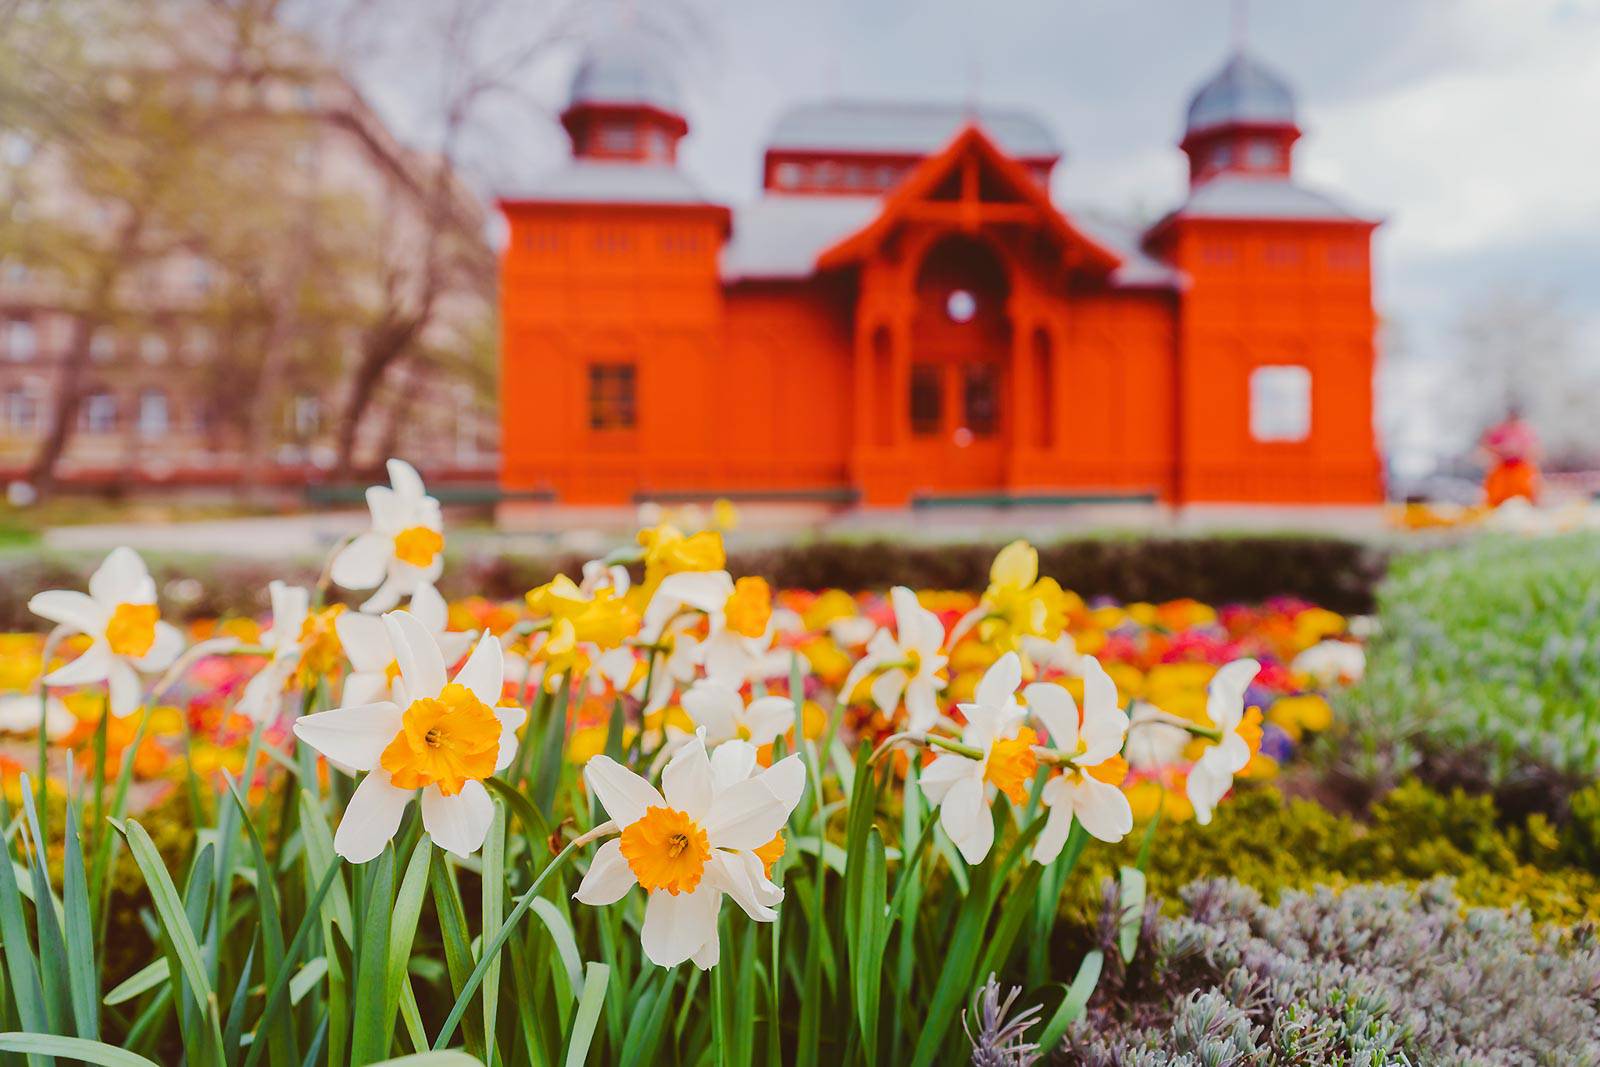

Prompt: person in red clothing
[1480,407,1541,507]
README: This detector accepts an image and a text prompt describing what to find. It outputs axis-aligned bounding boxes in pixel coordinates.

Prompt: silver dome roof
[1185,53,1296,133]
[570,32,682,113]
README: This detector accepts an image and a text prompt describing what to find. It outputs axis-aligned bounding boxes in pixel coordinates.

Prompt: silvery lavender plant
[965,973,1044,1067]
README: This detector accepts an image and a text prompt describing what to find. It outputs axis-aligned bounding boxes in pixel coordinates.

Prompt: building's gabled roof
[816,124,1117,275]
[721,195,882,281]
[769,100,1061,160]
[499,160,715,206]
[1185,52,1297,133]
[1069,212,1186,289]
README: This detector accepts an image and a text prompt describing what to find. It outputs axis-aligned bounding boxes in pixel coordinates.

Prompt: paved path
[35,503,1396,560]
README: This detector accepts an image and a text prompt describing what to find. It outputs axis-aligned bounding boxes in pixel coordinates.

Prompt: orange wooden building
[499,44,1382,510]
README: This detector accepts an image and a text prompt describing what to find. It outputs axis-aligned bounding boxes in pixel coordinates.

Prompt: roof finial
[1231,0,1250,52]
[963,38,982,121]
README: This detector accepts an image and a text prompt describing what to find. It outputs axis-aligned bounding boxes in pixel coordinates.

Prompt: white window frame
[1249,365,1312,443]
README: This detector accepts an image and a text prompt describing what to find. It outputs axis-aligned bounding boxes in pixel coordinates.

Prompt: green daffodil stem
[867,731,919,766]
[1127,711,1225,743]
[431,824,613,1050]
[926,734,985,761]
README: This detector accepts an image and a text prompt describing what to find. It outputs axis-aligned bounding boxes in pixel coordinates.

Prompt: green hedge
[0,533,1389,630]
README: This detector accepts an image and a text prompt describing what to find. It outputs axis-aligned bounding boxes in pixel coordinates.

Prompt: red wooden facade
[500,47,1382,508]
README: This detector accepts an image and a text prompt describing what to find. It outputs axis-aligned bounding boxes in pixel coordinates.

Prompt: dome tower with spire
[1179,52,1301,187]
[560,30,690,164]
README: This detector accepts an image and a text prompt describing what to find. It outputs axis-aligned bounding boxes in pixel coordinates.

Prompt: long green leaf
[0,1034,161,1066]
[1037,950,1103,1052]
[562,962,609,1067]
[350,848,396,1065]
[480,801,506,1065]
[383,838,433,1047]
[60,790,99,1040]
[19,775,69,1033]
[115,818,226,1066]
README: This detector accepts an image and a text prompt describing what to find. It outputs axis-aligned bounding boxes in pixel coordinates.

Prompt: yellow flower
[526,575,641,651]
[800,637,852,686]
[638,524,726,591]
[1267,694,1334,742]
[973,541,1068,651]
[294,604,347,688]
[724,576,773,638]
[711,498,740,531]
[982,726,1040,806]
[801,589,858,632]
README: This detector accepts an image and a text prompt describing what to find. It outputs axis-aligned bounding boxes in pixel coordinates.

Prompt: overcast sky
[353,0,1600,469]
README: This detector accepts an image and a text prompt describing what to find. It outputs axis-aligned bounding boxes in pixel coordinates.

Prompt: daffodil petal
[573,838,636,906]
[422,780,494,858]
[335,770,412,863]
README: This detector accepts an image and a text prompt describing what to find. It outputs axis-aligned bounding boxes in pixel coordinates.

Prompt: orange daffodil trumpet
[839,585,949,736]
[575,731,806,969]
[331,459,445,613]
[29,547,184,718]
[1026,659,1133,861]
[292,611,525,861]
[1185,658,1263,824]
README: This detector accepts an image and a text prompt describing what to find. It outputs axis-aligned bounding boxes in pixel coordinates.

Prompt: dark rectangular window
[963,363,1000,437]
[910,363,942,435]
[588,363,636,430]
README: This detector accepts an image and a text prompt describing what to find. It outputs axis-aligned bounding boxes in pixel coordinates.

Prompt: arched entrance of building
[907,234,1010,492]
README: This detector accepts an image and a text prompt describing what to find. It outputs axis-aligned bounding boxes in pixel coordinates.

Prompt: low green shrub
[1340,532,1600,785]
[1060,781,1600,929]
[1051,878,1600,1065]
[0,533,1389,629]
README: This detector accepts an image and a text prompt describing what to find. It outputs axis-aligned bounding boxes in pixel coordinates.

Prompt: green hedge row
[0,534,1389,630]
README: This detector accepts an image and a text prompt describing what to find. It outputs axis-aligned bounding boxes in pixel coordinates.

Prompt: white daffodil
[338,584,474,708]
[330,459,445,613]
[1123,700,1190,771]
[292,611,524,862]
[838,586,948,735]
[917,652,1038,865]
[1185,658,1262,825]
[1291,639,1365,686]
[28,547,184,718]
[640,571,777,686]
[681,678,794,748]
[574,731,805,969]
[1024,658,1132,862]
[0,692,76,739]
[1020,632,1096,677]
[238,581,310,722]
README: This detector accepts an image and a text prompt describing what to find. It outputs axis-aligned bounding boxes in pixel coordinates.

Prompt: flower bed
[0,462,1571,1067]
